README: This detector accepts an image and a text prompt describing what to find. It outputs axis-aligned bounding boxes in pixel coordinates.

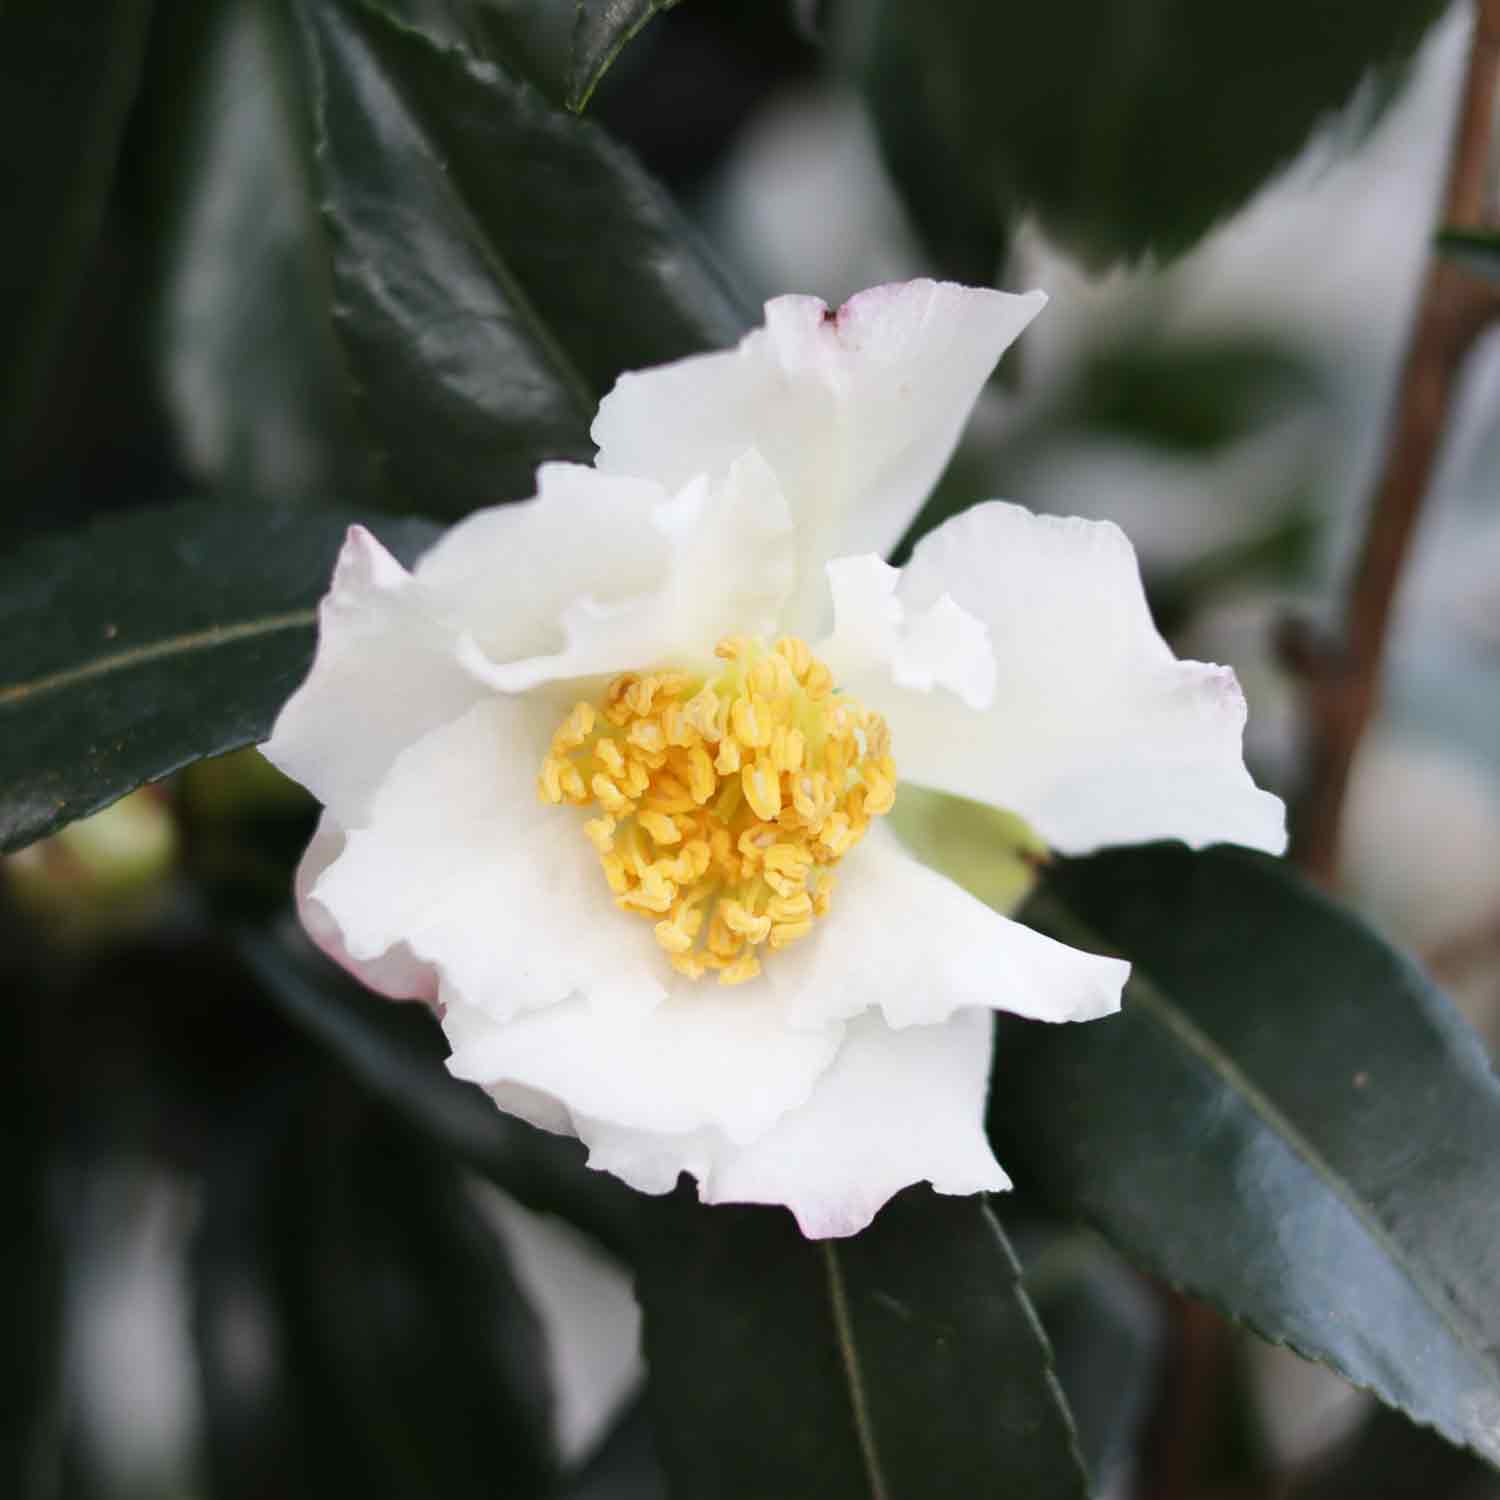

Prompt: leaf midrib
[822,1239,891,1500]
[0,609,316,709]
[1033,894,1496,1396]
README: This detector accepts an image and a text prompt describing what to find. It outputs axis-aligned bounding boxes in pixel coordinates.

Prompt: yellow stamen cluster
[538,636,897,985]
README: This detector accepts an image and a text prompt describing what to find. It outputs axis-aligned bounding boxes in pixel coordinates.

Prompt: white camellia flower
[264,280,1286,1238]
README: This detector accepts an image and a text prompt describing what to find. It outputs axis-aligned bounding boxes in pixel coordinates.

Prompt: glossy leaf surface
[0,502,437,853]
[0,0,154,471]
[636,1188,1088,1499]
[291,0,747,517]
[852,0,1446,272]
[998,843,1500,1466]
[140,0,378,503]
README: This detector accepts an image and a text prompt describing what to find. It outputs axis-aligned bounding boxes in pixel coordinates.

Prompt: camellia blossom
[264,280,1286,1238]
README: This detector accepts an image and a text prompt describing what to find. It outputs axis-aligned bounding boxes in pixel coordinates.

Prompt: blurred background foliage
[4,0,1500,1496]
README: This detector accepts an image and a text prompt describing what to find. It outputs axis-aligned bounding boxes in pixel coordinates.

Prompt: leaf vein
[1128,960,1500,1380]
[1035,891,1497,1389]
[0,609,316,709]
[822,1240,891,1500]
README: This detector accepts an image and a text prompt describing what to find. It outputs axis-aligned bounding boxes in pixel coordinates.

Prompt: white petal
[574,1117,723,1198]
[474,449,796,693]
[823,554,996,710]
[413,463,672,662]
[443,991,844,1147]
[767,822,1127,1030]
[486,1081,578,1138]
[708,1008,1010,1238]
[261,526,488,826]
[840,503,1288,855]
[441,999,580,1135]
[592,280,1046,632]
[311,695,672,1024]
[293,811,438,1002]
[567,1008,1014,1242]
[495,1010,1009,1238]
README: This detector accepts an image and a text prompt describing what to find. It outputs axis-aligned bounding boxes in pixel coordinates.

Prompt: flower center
[538,636,896,985]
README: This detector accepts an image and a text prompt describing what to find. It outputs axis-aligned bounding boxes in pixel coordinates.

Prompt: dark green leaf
[138,0,378,502]
[850,0,1446,271]
[636,1188,1088,1499]
[290,0,749,518]
[360,0,573,104]
[0,0,155,474]
[0,501,438,853]
[1437,230,1500,282]
[569,0,683,112]
[998,844,1500,1466]
[1020,1230,1163,1490]
[0,927,63,1497]
[193,1077,338,1500]
[241,926,644,1258]
[195,1074,558,1500]
[283,1097,559,1499]
[848,7,1005,287]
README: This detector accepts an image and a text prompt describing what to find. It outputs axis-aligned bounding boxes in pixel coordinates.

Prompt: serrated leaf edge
[1028,887,1500,1465]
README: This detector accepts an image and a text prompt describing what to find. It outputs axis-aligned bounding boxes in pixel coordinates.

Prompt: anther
[584,816,616,853]
[552,702,596,751]
[769,920,814,950]
[596,738,626,777]
[722,901,773,945]
[638,810,682,846]
[718,953,761,985]
[742,762,782,821]
[592,773,632,816]
[541,635,895,983]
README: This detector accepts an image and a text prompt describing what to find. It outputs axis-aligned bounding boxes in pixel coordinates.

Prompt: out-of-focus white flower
[264,280,1285,1237]
[1343,732,1500,957]
[708,87,923,307]
[473,1186,642,1465]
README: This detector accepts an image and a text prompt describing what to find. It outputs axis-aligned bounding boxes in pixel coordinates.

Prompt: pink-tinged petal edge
[294,811,438,1004]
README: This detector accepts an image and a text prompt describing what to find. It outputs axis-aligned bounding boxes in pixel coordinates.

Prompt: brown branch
[1288,0,1500,884]
[1138,1295,1235,1500]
